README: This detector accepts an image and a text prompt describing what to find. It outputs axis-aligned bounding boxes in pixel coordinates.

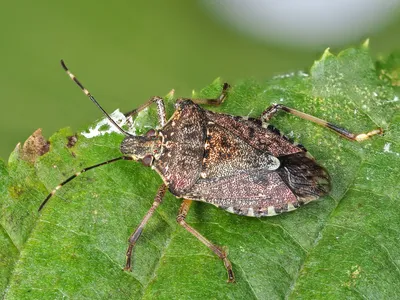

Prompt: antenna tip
[38,202,45,212]
[60,59,68,71]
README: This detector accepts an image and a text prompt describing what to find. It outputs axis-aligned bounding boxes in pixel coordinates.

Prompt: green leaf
[1,43,399,299]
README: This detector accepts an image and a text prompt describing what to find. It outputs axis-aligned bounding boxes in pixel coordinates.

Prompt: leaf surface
[1,43,399,299]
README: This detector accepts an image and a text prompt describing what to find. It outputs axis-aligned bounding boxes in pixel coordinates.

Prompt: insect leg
[176,199,235,283]
[191,83,230,106]
[124,184,167,271]
[261,104,383,142]
[124,96,167,127]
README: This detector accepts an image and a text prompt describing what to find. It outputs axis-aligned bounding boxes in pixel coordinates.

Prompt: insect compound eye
[146,129,156,137]
[141,155,154,167]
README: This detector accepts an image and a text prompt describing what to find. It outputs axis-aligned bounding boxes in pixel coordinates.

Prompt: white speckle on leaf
[383,142,400,156]
[246,109,254,117]
[298,71,309,77]
[384,142,391,153]
[273,72,295,79]
[81,109,134,138]
[387,95,399,103]
[373,92,378,97]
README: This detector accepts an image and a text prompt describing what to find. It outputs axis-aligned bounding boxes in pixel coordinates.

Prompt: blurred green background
[0,0,399,160]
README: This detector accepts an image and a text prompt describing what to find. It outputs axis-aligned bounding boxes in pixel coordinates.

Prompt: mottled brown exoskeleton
[39,61,382,282]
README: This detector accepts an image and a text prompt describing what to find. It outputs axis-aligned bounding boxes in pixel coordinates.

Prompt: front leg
[125,96,167,127]
[191,83,230,106]
[124,83,230,128]
[124,184,167,271]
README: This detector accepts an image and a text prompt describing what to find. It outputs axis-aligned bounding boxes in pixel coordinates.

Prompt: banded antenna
[38,61,136,212]
[61,60,133,136]
[38,156,133,211]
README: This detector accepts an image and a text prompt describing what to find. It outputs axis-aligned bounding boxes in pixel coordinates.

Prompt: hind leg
[261,104,382,142]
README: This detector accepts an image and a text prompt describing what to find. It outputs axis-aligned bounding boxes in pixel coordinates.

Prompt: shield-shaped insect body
[120,99,330,217]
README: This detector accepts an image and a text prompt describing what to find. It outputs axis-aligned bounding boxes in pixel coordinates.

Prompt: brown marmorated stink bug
[38,60,382,283]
